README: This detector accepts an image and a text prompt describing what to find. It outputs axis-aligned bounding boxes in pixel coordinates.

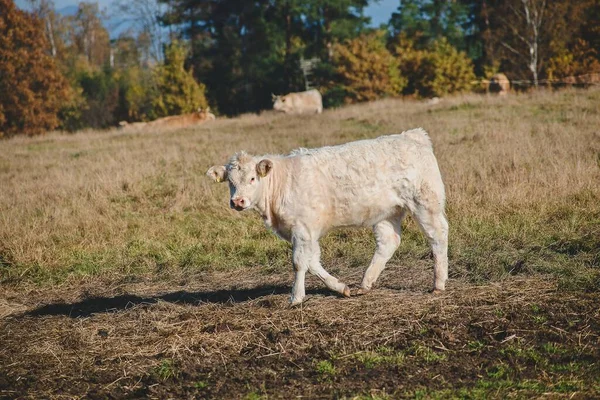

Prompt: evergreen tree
[300,0,370,58]
[389,0,471,50]
[158,0,369,115]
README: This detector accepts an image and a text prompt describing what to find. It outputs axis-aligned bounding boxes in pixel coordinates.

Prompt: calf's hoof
[355,287,371,296]
[342,285,351,298]
[430,288,444,295]
[289,297,305,307]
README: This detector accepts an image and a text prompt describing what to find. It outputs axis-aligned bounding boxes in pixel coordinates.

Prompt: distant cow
[488,73,510,95]
[272,89,323,114]
[119,107,215,130]
[207,129,448,305]
[118,121,147,129]
[563,73,600,86]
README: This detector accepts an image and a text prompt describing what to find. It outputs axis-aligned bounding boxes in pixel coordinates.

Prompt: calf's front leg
[290,236,311,305]
[290,235,350,305]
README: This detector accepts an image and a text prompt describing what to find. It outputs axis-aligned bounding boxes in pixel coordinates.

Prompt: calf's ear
[206,165,228,183]
[256,159,273,177]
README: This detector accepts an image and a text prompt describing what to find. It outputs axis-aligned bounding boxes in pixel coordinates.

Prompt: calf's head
[206,152,273,211]
[272,94,289,113]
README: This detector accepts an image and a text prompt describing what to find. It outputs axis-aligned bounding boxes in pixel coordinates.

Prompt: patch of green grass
[500,344,546,366]
[356,352,384,369]
[410,388,429,400]
[486,364,510,380]
[355,347,405,369]
[194,381,208,389]
[549,361,585,373]
[315,360,336,381]
[467,341,485,352]
[348,392,391,400]
[542,342,566,355]
[155,359,178,380]
[476,376,544,393]
[445,189,600,285]
[409,345,447,364]
[408,376,549,399]
[417,326,430,335]
[244,392,267,400]
[551,380,584,393]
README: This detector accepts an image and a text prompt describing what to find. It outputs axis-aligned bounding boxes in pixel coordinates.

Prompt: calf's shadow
[23,285,334,318]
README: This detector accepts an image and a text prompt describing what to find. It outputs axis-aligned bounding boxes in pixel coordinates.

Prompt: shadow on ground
[23,285,335,318]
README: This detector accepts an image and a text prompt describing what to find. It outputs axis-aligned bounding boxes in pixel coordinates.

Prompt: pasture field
[1,89,599,398]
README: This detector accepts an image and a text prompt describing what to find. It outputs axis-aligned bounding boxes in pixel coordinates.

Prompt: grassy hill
[1,89,598,288]
[1,89,599,398]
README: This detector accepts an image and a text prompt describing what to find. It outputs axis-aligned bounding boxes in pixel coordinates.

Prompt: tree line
[1,0,599,136]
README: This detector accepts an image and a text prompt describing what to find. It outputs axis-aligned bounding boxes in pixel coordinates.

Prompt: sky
[15,0,399,31]
[365,0,398,27]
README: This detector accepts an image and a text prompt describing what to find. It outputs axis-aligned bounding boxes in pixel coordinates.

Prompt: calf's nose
[232,197,246,208]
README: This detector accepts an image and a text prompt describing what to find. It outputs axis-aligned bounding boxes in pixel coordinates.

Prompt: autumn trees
[331,31,405,103]
[391,35,475,98]
[483,0,589,86]
[151,41,208,118]
[2,0,600,136]
[0,0,69,136]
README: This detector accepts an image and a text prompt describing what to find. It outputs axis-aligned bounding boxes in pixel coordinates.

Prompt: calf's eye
[250,177,256,183]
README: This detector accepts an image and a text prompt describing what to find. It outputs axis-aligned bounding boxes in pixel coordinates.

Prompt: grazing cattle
[488,73,510,95]
[426,97,441,105]
[119,107,215,130]
[203,107,216,121]
[272,89,323,114]
[118,120,147,129]
[565,73,600,86]
[207,129,448,305]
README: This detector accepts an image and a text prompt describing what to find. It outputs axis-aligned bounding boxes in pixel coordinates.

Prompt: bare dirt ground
[2,264,599,399]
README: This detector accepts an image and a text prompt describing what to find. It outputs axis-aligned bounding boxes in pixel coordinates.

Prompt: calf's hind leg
[359,213,406,294]
[412,205,449,292]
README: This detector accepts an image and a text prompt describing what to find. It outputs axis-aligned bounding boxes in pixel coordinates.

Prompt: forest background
[1,0,599,136]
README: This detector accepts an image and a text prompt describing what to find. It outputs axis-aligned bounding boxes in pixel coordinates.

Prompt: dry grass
[1,89,600,398]
[1,88,598,289]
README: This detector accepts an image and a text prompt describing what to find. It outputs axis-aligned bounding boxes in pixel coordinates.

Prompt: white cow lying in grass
[272,89,323,114]
[207,129,448,305]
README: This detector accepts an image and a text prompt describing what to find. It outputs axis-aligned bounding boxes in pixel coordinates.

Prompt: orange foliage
[546,39,600,84]
[0,0,70,136]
